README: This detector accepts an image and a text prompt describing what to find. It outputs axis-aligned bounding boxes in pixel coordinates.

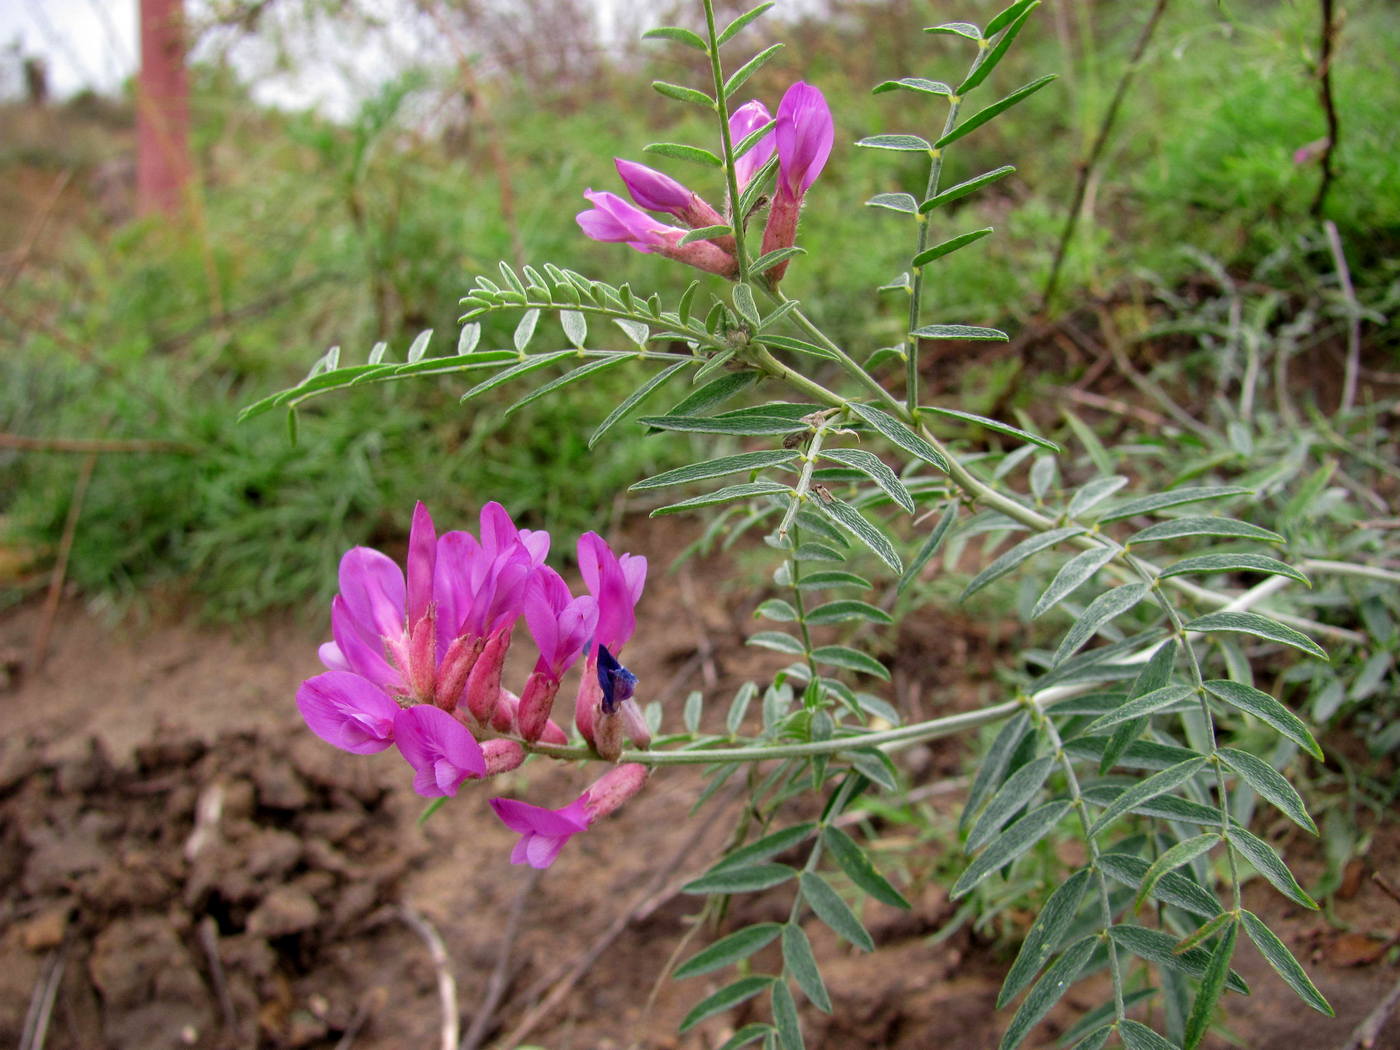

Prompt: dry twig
[18,948,65,1050]
[459,868,543,1050]
[399,902,460,1050]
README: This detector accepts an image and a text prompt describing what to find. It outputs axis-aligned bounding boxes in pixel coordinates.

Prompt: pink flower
[761,82,834,282]
[729,100,776,191]
[517,567,598,741]
[774,81,834,197]
[394,704,486,797]
[577,190,738,278]
[574,534,648,757]
[490,763,650,869]
[489,796,591,869]
[614,158,693,214]
[297,671,399,755]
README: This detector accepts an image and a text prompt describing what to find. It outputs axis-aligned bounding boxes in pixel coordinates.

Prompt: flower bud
[583,763,649,821]
[516,670,561,743]
[463,624,512,724]
[481,738,525,776]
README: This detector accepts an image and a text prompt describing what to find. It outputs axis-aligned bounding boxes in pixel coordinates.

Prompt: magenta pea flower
[760,81,834,281]
[577,190,737,278]
[394,704,486,798]
[729,99,776,191]
[490,763,649,869]
[297,671,400,755]
[518,567,598,742]
[573,533,648,758]
[614,158,734,252]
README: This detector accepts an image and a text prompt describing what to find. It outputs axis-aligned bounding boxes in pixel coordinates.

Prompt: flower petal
[337,546,406,640]
[406,501,437,626]
[296,671,398,755]
[776,81,834,195]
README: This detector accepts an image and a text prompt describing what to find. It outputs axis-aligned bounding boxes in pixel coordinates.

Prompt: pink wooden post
[137,0,191,216]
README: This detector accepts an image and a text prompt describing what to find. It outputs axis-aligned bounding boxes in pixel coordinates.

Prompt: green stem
[702,0,750,279]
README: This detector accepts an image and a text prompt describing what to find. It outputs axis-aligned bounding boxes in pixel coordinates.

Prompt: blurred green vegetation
[1,0,1396,620]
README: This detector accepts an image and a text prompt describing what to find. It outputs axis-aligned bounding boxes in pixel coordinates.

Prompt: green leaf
[910,324,1009,342]
[781,924,830,1012]
[920,165,1016,212]
[936,74,1057,149]
[987,0,1038,37]
[856,133,933,151]
[962,526,1086,600]
[711,824,818,873]
[406,328,432,362]
[819,448,916,513]
[1070,1029,1113,1050]
[1160,553,1309,586]
[873,76,953,96]
[1108,925,1248,995]
[898,502,958,594]
[557,310,587,349]
[1135,833,1221,912]
[680,224,735,245]
[679,976,775,1032]
[749,631,807,655]
[589,360,689,448]
[1184,918,1238,1050]
[633,450,798,491]
[1068,737,1200,774]
[1201,680,1322,760]
[642,25,709,50]
[456,322,481,355]
[811,645,890,680]
[822,825,910,908]
[503,356,626,417]
[1127,517,1284,546]
[1217,748,1317,834]
[961,712,1030,831]
[952,801,1071,898]
[926,21,982,39]
[670,370,760,414]
[759,333,838,360]
[675,923,783,979]
[653,481,793,516]
[731,282,761,326]
[1031,547,1117,619]
[867,192,920,214]
[639,414,805,437]
[644,141,723,167]
[1082,684,1196,734]
[1183,612,1327,662]
[1226,826,1317,909]
[797,570,873,591]
[1067,475,1130,519]
[816,496,902,574]
[459,350,575,403]
[848,748,898,791]
[921,405,1059,450]
[799,871,874,950]
[912,227,994,267]
[1052,584,1149,665]
[998,868,1092,1007]
[805,600,893,626]
[725,43,784,97]
[717,2,775,46]
[715,1024,775,1050]
[683,690,704,732]
[1239,909,1333,1015]
[1097,486,1251,524]
[959,1,1037,94]
[771,980,804,1050]
[998,935,1097,1050]
[966,754,1055,853]
[847,402,950,472]
[683,863,799,895]
[756,598,798,622]
[1089,757,1208,836]
[512,308,540,353]
[1119,1020,1180,1050]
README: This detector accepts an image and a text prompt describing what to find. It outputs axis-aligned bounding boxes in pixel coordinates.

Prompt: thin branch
[398,903,459,1050]
[1324,219,1362,414]
[1311,0,1340,216]
[1336,972,1400,1050]
[1041,0,1172,311]
[459,868,541,1050]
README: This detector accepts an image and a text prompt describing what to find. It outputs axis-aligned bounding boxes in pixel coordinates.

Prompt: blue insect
[597,644,638,714]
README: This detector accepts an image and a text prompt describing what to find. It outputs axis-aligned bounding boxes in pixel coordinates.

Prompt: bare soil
[1,527,1397,1050]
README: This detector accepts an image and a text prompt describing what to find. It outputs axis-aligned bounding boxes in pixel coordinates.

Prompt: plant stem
[701,0,750,278]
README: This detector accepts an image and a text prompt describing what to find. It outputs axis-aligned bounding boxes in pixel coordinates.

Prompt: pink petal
[297,671,399,755]
[394,705,485,797]
[776,81,834,195]
[406,502,437,626]
[337,547,406,640]
[524,833,567,868]
[331,595,403,693]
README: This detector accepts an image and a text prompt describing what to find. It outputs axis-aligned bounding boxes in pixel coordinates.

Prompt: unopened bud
[583,763,649,821]
[464,625,512,724]
[434,634,484,711]
[481,738,525,776]
[517,670,561,743]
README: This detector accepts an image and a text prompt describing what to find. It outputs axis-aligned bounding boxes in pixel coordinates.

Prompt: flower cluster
[577,81,834,282]
[296,502,651,867]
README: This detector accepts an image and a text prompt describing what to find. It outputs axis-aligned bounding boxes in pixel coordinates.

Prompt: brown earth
[0,524,1396,1050]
